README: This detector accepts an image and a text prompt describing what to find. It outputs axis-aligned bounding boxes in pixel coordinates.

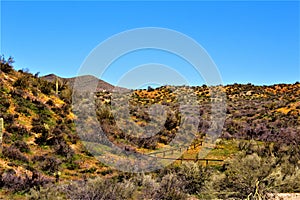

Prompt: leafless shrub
[2,145,29,162]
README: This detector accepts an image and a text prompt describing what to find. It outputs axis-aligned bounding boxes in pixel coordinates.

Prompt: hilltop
[42,74,116,92]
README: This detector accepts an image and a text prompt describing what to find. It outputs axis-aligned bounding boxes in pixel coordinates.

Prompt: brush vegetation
[0,55,299,199]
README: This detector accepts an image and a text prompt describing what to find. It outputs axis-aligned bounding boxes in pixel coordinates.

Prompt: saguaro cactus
[55,77,59,95]
[0,118,3,148]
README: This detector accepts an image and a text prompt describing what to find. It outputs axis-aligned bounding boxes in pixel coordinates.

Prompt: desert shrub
[0,169,28,192]
[29,172,188,200]
[34,133,49,146]
[27,183,66,200]
[238,139,266,155]
[32,122,51,145]
[32,106,53,125]
[51,124,79,144]
[46,127,63,144]
[13,76,30,89]
[153,173,187,200]
[0,96,10,112]
[50,107,61,114]
[176,162,211,194]
[31,124,47,134]
[63,154,80,171]
[31,87,38,96]
[65,159,80,170]
[28,151,300,200]
[139,137,158,149]
[164,111,179,130]
[9,88,25,97]
[96,105,114,121]
[61,103,71,114]
[209,152,276,199]
[2,145,29,162]
[2,132,12,144]
[155,163,212,197]
[32,155,61,173]
[12,140,30,153]
[36,104,51,116]
[0,63,13,73]
[67,131,80,144]
[11,89,38,112]
[49,133,74,158]
[99,168,113,175]
[5,124,28,136]
[55,141,74,158]
[12,95,40,116]
[0,114,14,127]
[131,174,159,199]
[147,86,155,92]
[273,166,300,193]
[15,105,31,116]
[63,177,135,200]
[0,168,51,193]
[38,80,53,95]
[59,87,72,103]
[45,99,55,106]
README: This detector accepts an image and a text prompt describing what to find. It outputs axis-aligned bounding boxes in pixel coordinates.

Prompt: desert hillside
[0,60,299,199]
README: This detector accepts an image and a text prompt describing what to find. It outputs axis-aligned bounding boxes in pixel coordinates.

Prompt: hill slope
[0,65,111,197]
[0,61,299,198]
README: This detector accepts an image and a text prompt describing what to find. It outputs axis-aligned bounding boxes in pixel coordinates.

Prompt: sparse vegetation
[0,58,299,199]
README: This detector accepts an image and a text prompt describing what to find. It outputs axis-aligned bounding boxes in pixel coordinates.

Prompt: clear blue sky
[1,1,299,88]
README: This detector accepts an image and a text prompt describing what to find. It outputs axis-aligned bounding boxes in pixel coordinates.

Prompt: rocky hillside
[223,83,300,143]
[92,83,300,151]
[0,62,112,197]
[0,59,299,198]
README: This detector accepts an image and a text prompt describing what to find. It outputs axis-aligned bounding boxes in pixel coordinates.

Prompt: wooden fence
[147,155,224,166]
[146,138,223,166]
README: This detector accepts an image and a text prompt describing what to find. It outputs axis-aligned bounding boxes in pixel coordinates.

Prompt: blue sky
[1,1,299,88]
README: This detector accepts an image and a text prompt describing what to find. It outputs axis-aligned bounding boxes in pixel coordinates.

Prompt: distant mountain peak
[42,74,124,92]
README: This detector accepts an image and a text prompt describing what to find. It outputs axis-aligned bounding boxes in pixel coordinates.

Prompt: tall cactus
[55,77,59,95]
[0,118,3,149]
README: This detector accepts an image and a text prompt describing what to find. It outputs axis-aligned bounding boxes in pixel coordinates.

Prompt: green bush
[13,76,30,89]
[0,96,10,112]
